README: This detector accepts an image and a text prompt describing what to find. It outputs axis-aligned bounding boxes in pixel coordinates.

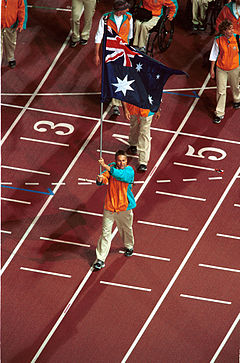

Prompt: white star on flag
[148,95,153,105]
[156,74,160,79]
[136,63,143,72]
[112,75,135,96]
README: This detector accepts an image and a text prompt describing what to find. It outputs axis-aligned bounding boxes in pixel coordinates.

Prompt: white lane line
[1,31,72,145]
[216,233,240,240]
[157,179,171,183]
[1,230,12,234]
[138,220,189,231]
[234,204,240,208]
[20,267,71,278]
[27,5,71,12]
[173,162,217,172]
[59,207,103,217]
[25,183,40,186]
[1,105,111,276]
[1,197,31,205]
[30,268,93,363]
[180,294,231,305]
[183,178,197,182]
[208,177,223,180]
[119,250,170,261]
[1,165,50,175]
[20,137,69,147]
[100,281,151,292]
[78,177,95,183]
[51,182,66,185]
[199,264,240,273]
[112,133,128,138]
[156,191,206,201]
[40,237,90,248]
[121,164,240,363]
[1,182,13,185]
[133,181,144,184]
[210,313,240,362]
[97,149,139,159]
[2,92,100,96]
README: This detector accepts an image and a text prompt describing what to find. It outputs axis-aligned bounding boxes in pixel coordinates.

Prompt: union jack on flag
[101,26,186,112]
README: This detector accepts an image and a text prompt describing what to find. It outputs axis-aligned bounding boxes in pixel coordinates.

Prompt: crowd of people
[1,0,240,269]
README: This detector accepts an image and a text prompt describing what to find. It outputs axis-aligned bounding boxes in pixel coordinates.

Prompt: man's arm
[122,102,131,120]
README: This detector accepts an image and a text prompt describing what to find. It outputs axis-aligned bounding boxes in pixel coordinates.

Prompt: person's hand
[98,157,105,167]
[97,174,103,183]
[17,25,23,32]
[168,15,173,21]
[154,110,161,120]
[210,69,215,79]
[95,54,100,66]
[124,109,131,121]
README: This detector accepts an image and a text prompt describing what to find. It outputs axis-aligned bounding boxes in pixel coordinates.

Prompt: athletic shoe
[138,164,147,172]
[192,24,198,31]
[127,146,137,155]
[8,60,16,69]
[112,106,120,116]
[93,259,105,270]
[213,115,224,124]
[80,38,88,45]
[233,102,240,109]
[199,25,205,31]
[70,39,78,48]
[124,248,133,257]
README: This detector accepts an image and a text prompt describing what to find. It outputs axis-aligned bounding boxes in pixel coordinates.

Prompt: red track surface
[1,1,240,362]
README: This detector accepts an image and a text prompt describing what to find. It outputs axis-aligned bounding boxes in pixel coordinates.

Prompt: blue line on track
[1,185,54,196]
[163,90,200,98]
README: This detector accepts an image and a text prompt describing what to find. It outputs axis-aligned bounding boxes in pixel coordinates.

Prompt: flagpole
[99,15,108,174]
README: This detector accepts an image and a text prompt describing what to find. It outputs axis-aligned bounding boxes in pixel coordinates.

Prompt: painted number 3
[34,121,74,136]
[186,145,227,161]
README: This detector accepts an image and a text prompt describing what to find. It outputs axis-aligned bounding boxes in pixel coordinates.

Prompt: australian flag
[101,26,187,113]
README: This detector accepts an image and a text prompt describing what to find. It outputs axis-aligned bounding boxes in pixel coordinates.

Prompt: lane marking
[78,182,92,185]
[138,220,189,231]
[121,164,240,363]
[51,182,66,186]
[1,197,31,205]
[27,5,71,11]
[216,233,240,240]
[78,177,95,183]
[1,185,54,196]
[199,263,240,273]
[180,294,231,305]
[1,165,50,175]
[30,268,93,363]
[133,181,144,184]
[59,207,103,217]
[156,191,206,201]
[208,177,223,180]
[20,137,69,147]
[183,178,197,182]
[97,149,139,159]
[210,313,240,362]
[25,183,40,186]
[1,230,12,234]
[0,104,111,276]
[234,204,240,208]
[20,267,71,278]
[157,179,171,183]
[100,281,151,292]
[173,162,217,171]
[119,250,170,261]
[1,31,72,145]
[2,92,101,96]
[1,182,12,185]
[40,237,90,248]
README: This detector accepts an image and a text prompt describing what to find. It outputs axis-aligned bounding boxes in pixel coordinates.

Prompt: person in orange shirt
[133,0,178,52]
[93,150,136,270]
[216,0,240,35]
[122,102,161,172]
[209,19,240,123]
[1,0,27,68]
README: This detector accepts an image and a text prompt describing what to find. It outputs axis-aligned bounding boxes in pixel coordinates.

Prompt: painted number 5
[34,121,74,136]
[186,145,227,161]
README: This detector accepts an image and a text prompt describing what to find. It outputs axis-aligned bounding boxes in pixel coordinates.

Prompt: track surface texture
[1,0,240,362]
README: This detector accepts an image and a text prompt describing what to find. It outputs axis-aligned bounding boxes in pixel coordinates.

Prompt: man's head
[113,0,130,16]
[115,150,128,169]
[219,19,233,38]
